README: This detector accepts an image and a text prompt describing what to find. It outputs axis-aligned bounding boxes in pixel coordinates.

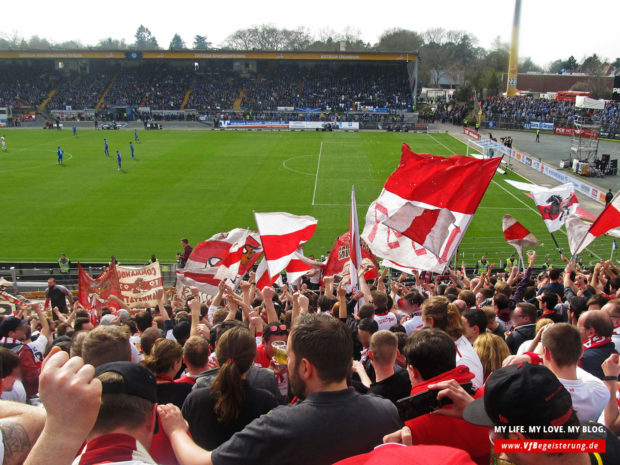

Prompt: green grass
[0,128,613,267]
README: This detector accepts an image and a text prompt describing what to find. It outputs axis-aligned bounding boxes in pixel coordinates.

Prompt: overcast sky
[2,0,617,67]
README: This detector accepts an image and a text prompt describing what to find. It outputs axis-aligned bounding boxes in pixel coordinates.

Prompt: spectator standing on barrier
[58,253,70,283]
[178,239,192,268]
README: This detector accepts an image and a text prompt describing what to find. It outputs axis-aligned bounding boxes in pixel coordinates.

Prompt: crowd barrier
[218,120,360,131]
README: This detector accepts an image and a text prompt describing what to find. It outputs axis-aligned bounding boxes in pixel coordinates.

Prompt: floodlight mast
[506,0,522,97]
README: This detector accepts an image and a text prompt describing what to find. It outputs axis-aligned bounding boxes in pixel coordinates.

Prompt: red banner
[463,127,481,140]
[324,232,379,281]
[78,263,122,311]
[554,126,598,138]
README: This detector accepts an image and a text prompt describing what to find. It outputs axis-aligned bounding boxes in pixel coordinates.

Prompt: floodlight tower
[506,0,522,97]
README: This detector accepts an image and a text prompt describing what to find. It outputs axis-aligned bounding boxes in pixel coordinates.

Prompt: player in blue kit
[134,129,140,143]
[72,124,77,137]
[57,146,64,164]
[116,150,122,171]
[129,141,135,159]
[104,139,109,156]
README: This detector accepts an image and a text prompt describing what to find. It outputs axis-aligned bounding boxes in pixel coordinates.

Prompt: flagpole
[549,232,564,259]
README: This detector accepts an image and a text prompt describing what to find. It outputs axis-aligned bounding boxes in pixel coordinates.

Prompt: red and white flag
[502,215,539,248]
[531,183,579,233]
[78,263,122,312]
[255,258,282,291]
[176,229,262,296]
[502,215,539,267]
[572,195,620,255]
[362,144,501,272]
[285,251,323,287]
[254,212,317,279]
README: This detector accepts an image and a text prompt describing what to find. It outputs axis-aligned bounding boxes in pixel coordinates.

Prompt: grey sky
[3,0,617,67]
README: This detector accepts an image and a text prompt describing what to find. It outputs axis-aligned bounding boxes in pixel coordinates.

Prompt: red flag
[363,144,500,272]
[255,258,282,291]
[78,263,122,312]
[324,233,378,281]
[574,195,620,254]
[254,212,317,279]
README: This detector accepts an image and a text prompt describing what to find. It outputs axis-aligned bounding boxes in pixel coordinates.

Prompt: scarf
[410,365,474,396]
[73,433,157,465]
[583,336,612,350]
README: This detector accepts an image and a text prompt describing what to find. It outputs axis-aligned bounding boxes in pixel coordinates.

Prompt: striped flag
[502,215,539,268]
[573,194,620,255]
[285,251,322,287]
[254,212,317,280]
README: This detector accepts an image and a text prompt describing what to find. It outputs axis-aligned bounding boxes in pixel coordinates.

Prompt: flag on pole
[531,183,579,233]
[502,215,539,267]
[254,212,317,279]
[572,195,620,255]
[362,143,501,272]
[565,214,592,256]
[176,229,262,296]
[350,186,363,295]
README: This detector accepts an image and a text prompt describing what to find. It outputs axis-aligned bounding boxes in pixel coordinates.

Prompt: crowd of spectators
[483,96,620,130]
[0,63,412,117]
[1,247,620,464]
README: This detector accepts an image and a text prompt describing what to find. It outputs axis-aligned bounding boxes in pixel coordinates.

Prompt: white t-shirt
[558,367,610,423]
[454,335,484,389]
[403,314,424,335]
[27,334,49,362]
[612,327,620,353]
[1,380,27,403]
[374,312,397,331]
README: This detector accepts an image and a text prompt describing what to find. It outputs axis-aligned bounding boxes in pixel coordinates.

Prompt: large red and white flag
[176,229,262,296]
[362,144,501,272]
[531,183,579,233]
[254,212,317,279]
[572,195,620,255]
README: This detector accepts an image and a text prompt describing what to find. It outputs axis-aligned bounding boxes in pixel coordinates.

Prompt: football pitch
[0,128,613,267]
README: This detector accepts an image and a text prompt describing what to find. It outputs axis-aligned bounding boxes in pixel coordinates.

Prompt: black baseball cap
[464,363,574,429]
[95,361,157,403]
[0,317,25,337]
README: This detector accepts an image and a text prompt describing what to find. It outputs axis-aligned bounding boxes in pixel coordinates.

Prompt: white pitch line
[282,155,314,177]
[311,142,323,206]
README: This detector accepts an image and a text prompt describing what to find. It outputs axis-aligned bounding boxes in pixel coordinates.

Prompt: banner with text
[117,262,164,309]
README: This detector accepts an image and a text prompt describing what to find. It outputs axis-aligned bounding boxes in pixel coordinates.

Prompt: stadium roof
[0,50,417,62]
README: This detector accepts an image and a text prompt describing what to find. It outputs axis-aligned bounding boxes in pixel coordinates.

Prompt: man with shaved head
[577,310,617,380]
[602,299,620,352]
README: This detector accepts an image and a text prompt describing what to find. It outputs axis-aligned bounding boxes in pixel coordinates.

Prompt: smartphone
[396,382,473,421]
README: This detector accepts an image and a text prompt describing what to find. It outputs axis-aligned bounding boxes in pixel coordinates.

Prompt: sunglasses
[266,324,288,334]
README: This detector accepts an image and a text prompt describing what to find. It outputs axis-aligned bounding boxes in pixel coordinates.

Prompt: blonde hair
[536,318,554,333]
[473,333,511,381]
